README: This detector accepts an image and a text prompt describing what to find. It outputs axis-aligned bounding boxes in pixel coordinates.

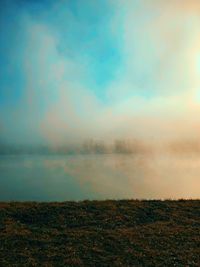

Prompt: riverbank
[0,200,199,266]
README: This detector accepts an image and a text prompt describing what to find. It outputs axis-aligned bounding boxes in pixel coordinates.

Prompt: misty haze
[1,1,200,266]
[0,139,199,201]
[0,0,200,201]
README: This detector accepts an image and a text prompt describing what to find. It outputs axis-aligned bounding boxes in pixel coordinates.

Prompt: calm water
[0,153,199,201]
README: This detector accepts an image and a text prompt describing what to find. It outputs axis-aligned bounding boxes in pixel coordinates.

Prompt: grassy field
[0,200,199,266]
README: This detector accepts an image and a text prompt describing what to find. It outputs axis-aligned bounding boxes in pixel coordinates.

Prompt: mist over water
[1,1,200,200]
[0,150,199,201]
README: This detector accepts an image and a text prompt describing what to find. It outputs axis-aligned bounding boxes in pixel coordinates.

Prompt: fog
[0,151,199,201]
[0,0,200,199]
[1,0,200,146]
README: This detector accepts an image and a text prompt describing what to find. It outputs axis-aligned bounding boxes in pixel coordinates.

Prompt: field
[0,200,199,266]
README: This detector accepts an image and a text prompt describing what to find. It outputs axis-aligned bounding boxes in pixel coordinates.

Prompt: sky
[1,0,200,146]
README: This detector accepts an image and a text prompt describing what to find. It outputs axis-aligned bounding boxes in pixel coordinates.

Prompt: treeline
[167,139,200,154]
[81,139,151,154]
[0,139,151,155]
[0,144,52,155]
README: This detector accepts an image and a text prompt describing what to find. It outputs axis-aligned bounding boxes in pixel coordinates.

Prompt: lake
[0,153,199,201]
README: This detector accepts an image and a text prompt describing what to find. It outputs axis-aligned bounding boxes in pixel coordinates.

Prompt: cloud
[1,0,200,146]
[108,0,200,98]
[1,0,200,201]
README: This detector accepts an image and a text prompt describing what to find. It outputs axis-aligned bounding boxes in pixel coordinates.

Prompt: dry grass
[0,200,199,266]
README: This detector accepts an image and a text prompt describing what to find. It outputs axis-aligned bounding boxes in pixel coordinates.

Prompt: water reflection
[0,153,199,201]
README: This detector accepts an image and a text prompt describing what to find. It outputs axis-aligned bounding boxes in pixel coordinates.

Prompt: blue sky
[1,0,200,144]
[0,0,122,104]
